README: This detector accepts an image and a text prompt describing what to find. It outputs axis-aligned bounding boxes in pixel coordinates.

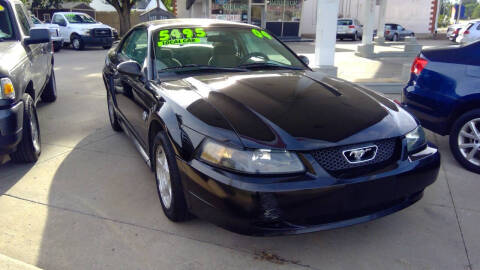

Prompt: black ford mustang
[102,19,440,236]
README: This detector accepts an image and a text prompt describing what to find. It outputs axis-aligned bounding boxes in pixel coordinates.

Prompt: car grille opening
[311,138,401,178]
[93,28,111,37]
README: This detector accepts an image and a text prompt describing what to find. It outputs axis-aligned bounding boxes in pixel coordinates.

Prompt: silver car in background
[447,23,466,42]
[456,21,480,44]
[336,18,363,41]
[30,15,64,52]
[384,23,414,41]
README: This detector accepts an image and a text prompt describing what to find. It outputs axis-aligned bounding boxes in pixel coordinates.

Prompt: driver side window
[52,15,66,25]
[120,28,148,65]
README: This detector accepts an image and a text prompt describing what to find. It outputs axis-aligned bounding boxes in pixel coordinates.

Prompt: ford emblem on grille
[342,145,378,164]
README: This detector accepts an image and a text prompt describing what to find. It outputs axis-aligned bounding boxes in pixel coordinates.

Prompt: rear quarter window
[0,3,14,39]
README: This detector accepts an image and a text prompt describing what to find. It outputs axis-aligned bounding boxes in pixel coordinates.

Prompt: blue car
[402,41,480,173]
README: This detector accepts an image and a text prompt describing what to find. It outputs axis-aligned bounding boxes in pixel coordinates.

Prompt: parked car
[402,41,480,173]
[30,14,63,51]
[447,23,466,42]
[336,18,363,41]
[0,0,57,163]
[384,23,415,41]
[456,21,480,44]
[103,19,440,235]
[50,12,117,50]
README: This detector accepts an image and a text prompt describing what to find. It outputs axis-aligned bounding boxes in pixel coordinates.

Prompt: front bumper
[178,144,440,236]
[80,35,114,47]
[0,101,24,155]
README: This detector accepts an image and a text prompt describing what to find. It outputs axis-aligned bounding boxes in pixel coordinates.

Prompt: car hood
[0,41,24,75]
[71,23,112,30]
[161,70,418,150]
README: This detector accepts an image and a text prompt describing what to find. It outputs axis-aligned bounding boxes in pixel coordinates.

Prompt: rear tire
[153,131,189,222]
[353,32,358,41]
[10,95,41,163]
[41,68,57,102]
[53,43,61,52]
[449,109,480,174]
[392,34,399,41]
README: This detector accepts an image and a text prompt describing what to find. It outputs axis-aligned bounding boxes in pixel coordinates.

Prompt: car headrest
[213,44,235,55]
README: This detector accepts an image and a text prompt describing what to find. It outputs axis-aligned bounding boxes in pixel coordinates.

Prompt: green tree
[473,5,480,18]
[105,0,137,36]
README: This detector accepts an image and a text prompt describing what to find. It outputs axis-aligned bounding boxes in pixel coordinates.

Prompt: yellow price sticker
[251,29,273,40]
[157,28,206,47]
[0,5,4,11]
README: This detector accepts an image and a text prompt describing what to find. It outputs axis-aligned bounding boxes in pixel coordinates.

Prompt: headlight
[0,78,15,99]
[406,126,426,153]
[84,29,91,36]
[198,139,305,174]
[49,28,57,37]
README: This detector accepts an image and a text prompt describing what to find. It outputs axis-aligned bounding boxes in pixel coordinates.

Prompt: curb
[0,253,42,270]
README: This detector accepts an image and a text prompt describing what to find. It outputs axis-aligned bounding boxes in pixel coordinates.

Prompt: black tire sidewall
[41,68,57,102]
[153,131,189,221]
[10,95,41,163]
[449,109,480,174]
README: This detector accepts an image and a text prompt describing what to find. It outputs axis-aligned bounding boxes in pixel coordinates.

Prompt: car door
[114,27,152,147]
[52,14,68,42]
[15,3,46,98]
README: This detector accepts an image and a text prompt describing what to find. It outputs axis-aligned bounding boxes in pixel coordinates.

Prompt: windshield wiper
[161,64,247,72]
[238,62,304,70]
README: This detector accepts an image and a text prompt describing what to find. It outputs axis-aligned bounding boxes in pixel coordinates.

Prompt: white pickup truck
[50,12,118,50]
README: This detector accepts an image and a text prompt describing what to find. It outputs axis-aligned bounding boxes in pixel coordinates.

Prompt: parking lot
[0,47,479,270]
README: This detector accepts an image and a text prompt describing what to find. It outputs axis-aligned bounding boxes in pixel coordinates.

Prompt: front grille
[311,138,400,178]
[93,28,111,37]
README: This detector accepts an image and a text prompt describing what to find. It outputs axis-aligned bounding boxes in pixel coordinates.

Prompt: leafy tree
[105,0,137,36]
[473,5,480,18]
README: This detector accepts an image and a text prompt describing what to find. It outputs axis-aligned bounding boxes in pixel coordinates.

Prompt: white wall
[300,0,432,36]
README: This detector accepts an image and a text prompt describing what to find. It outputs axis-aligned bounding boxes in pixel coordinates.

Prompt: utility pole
[456,0,462,23]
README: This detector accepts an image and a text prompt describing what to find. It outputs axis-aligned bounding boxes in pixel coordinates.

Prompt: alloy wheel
[457,118,480,166]
[30,106,40,155]
[73,39,80,49]
[156,144,172,209]
[107,93,115,124]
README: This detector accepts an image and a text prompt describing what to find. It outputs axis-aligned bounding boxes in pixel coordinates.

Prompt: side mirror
[298,55,309,66]
[117,61,142,77]
[24,28,50,45]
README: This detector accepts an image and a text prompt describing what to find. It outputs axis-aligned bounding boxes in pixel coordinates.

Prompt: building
[177,0,438,39]
[178,0,304,38]
[301,0,439,38]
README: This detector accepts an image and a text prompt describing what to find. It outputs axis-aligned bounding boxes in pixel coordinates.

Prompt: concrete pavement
[0,47,478,270]
[288,39,453,84]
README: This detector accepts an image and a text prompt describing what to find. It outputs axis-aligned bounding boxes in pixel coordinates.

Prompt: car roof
[139,19,260,31]
[54,12,88,15]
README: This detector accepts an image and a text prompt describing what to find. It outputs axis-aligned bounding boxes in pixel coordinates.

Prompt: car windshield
[65,13,96,24]
[30,15,41,24]
[153,26,305,75]
[0,3,13,40]
[337,20,352,26]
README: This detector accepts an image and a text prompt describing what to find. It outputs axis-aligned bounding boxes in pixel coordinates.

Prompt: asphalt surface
[0,47,479,270]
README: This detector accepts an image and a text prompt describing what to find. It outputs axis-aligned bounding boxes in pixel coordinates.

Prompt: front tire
[41,68,57,102]
[449,109,480,174]
[71,35,84,50]
[107,91,122,132]
[10,95,41,163]
[153,131,189,222]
